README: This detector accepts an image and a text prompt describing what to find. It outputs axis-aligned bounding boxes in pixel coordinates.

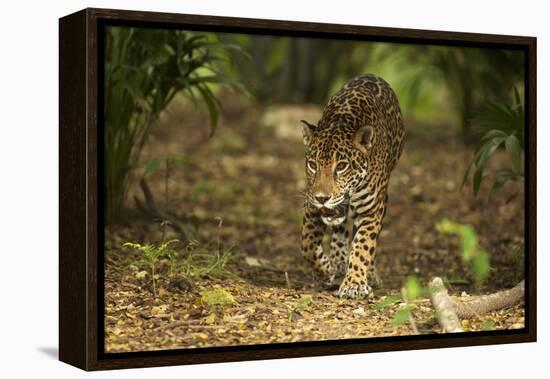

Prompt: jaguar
[300,74,405,299]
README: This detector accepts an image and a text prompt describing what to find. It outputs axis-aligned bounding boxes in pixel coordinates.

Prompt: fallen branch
[429,277,463,333]
[429,277,525,333]
[456,280,525,319]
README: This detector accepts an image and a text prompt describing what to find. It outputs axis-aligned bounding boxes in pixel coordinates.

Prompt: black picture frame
[59,7,537,371]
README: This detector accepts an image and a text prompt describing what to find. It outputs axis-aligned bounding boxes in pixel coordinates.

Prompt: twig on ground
[285,271,292,289]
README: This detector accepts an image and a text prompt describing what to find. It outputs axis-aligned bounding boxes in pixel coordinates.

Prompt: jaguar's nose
[315,193,330,204]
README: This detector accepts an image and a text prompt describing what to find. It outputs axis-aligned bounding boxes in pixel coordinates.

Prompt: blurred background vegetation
[104,26,525,224]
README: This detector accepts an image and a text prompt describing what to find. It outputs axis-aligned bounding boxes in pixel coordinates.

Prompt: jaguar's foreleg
[301,206,335,286]
[338,199,386,299]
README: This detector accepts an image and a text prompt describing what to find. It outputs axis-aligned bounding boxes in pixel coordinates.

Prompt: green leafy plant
[122,218,239,295]
[122,237,239,296]
[403,275,422,302]
[123,239,179,296]
[369,220,507,330]
[179,218,240,280]
[179,239,240,280]
[104,27,241,222]
[390,275,424,327]
[463,88,524,195]
[371,275,424,328]
[391,305,416,327]
[436,219,491,285]
[289,295,313,321]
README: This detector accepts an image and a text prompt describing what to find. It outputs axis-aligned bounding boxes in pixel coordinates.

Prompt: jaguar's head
[301,119,374,225]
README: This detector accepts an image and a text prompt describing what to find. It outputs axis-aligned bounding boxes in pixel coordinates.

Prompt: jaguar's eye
[307,160,317,172]
[335,161,349,173]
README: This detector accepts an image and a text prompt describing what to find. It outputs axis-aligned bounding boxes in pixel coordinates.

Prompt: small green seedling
[390,275,424,328]
[289,295,313,321]
[123,239,179,296]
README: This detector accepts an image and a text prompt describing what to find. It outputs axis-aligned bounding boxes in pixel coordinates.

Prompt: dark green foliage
[463,89,524,195]
[426,48,523,135]
[366,45,524,136]
[104,27,240,222]
[222,34,366,104]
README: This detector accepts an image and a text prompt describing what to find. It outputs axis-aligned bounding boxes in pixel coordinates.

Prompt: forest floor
[104,94,525,353]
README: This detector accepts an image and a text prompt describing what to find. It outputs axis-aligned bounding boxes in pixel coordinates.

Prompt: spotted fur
[301,74,404,299]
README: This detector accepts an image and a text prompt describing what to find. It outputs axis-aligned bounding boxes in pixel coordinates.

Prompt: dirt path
[104,96,525,352]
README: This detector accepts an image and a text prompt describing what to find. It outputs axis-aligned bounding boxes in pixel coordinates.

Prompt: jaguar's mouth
[319,206,347,225]
[320,206,344,218]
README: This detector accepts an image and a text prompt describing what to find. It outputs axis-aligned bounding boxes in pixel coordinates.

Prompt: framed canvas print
[59,8,536,371]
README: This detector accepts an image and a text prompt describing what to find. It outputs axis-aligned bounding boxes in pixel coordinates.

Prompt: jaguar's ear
[353,125,374,154]
[300,120,316,146]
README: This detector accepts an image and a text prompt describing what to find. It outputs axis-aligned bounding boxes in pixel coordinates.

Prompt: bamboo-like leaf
[481,129,508,142]
[505,134,521,174]
[473,167,483,195]
[196,84,219,136]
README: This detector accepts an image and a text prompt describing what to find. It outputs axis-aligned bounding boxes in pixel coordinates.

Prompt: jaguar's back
[319,74,405,173]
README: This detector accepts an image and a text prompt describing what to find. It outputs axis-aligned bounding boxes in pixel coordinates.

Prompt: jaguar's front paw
[338,282,373,299]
